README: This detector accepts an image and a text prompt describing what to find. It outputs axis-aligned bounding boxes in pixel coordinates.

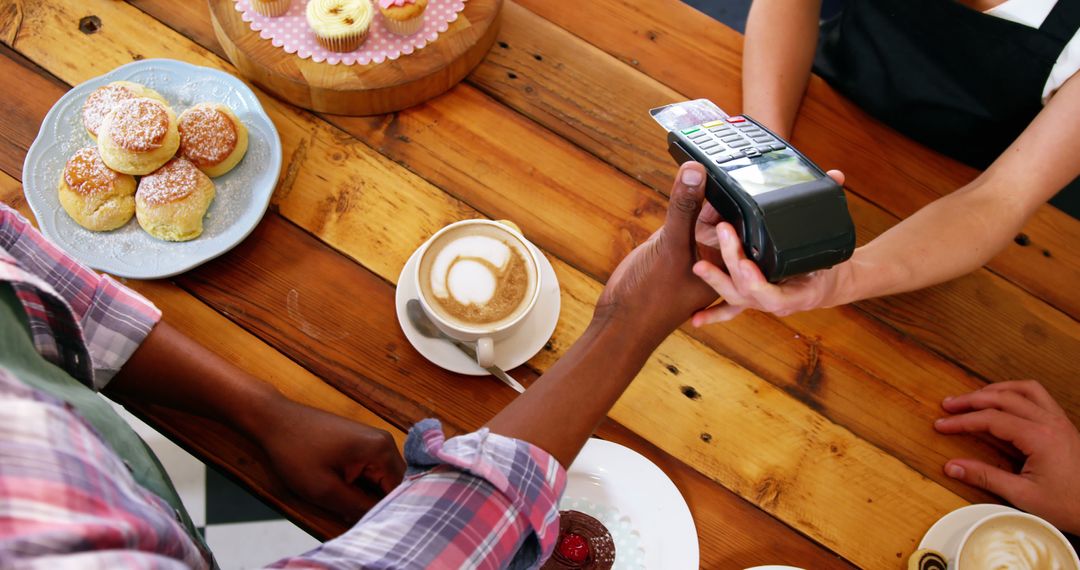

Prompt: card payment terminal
[654,102,856,283]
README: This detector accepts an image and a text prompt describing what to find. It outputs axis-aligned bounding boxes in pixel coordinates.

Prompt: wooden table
[2,1,1078,568]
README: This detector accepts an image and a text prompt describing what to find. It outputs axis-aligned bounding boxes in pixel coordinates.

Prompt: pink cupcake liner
[251,0,292,17]
[383,13,425,36]
[315,29,370,52]
[235,0,466,65]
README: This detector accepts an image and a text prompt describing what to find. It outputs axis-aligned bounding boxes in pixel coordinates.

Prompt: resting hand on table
[254,399,405,521]
[689,170,847,324]
[934,380,1080,535]
[596,161,720,336]
[109,321,405,522]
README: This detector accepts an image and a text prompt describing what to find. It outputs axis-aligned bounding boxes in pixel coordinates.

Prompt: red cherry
[557,532,590,564]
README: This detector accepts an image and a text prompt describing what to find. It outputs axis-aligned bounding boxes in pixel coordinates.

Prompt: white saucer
[918,503,1019,564]
[395,243,561,375]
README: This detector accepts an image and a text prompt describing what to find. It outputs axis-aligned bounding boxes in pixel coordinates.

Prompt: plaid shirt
[0,202,566,569]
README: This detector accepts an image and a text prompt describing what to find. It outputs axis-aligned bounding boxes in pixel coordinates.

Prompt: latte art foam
[424,234,531,326]
[960,516,1078,570]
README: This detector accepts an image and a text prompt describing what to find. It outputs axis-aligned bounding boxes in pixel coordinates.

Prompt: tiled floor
[108,400,320,569]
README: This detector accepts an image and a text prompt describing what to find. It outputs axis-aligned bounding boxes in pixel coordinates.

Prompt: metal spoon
[406,299,526,393]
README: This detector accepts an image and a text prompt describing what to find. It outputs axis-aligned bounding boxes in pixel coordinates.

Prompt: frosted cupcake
[306,0,374,52]
[251,0,291,17]
[379,0,428,36]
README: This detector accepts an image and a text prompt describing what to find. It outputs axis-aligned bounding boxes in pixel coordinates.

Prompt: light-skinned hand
[934,380,1080,535]
[690,170,847,324]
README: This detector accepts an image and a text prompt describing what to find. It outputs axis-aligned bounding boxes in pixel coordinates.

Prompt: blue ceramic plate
[22,59,282,279]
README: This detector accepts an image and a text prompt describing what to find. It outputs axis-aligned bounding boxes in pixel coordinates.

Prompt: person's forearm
[742,0,822,139]
[829,181,1028,306]
[827,73,1080,307]
[106,321,290,438]
[485,312,667,467]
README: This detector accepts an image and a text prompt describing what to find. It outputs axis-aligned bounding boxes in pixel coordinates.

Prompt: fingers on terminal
[672,164,706,215]
[680,163,705,188]
[693,260,739,300]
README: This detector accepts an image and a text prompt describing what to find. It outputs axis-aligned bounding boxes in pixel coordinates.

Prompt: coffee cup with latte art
[956,511,1079,570]
[414,219,542,367]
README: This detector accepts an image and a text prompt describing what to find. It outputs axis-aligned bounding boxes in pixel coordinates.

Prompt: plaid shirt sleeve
[0,370,208,570]
[0,202,160,390]
[270,419,567,570]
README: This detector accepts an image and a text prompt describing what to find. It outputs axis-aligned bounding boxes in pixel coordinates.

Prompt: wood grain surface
[1,0,1076,567]
[517,0,1080,321]
[130,1,1077,477]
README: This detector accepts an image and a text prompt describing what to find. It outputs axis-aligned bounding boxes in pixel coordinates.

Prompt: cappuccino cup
[956,511,1079,570]
[413,219,541,368]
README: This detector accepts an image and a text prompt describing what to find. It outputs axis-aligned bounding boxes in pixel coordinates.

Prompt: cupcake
[378,0,428,36]
[251,0,291,17]
[306,0,374,52]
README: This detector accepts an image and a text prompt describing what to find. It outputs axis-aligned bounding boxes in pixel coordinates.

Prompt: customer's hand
[257,400,406,522]
[934,380,1080,535]
[596,162,720,337]
[689,170,847,323]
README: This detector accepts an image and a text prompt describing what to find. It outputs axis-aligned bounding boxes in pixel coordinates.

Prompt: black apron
[813,0,1080,214]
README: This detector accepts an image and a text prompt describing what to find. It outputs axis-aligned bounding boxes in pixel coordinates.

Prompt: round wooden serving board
[208,0,502,115]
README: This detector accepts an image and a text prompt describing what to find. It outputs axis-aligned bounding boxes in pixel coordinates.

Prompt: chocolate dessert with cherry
[542,510,616,569]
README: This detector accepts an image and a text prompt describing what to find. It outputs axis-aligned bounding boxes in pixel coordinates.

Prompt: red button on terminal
[728,116,746,123]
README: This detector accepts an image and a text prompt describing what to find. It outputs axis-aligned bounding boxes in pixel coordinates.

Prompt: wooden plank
[315,15,1080,414]
[324,6,1080,415]
[512,0,1080,323]
[0,160,854,567]
[470,2,676,192]
[2,3,1000,565]
[0,172,403,541]
[0,0,1019,507]
[123,2,1080,421]
[114,3,1036,508]
[174,206,865,569]
[0,174,855,570]
[326,70,1080,410]
[175,211,966,569]
[0,0,22,45]
[470,2,1080,398]
[0,44,66,179]
[593,422,856,570]
[179,216,855,569]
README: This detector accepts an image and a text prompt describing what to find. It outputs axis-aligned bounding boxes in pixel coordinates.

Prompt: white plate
[918,503,1019,565]
[558,496,645,569]
[563,438,699,569]
[394,242,561,375]
[22,59,282,279]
